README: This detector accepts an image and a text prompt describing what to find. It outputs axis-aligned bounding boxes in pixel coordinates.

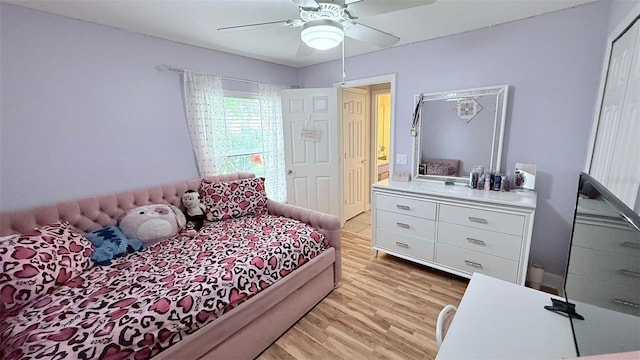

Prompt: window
[181,73,286,202]
[222,93,266,177]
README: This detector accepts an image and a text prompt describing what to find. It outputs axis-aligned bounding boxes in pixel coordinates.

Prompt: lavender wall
[0,4,298,212]
[300,1,610,276]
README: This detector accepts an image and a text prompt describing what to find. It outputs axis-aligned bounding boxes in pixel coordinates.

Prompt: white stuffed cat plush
[118,204,185,246]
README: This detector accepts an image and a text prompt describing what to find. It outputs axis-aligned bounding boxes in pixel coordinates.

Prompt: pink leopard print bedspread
[1,215,328,360]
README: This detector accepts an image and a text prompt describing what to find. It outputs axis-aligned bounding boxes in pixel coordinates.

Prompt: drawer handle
[468,216,488,224]
[621,241,640,249]
[396,222,410,229]
[613,298,640,308]
[467,237,486,246]
[396,204,411,211]
[464,260,483,269]
[618,269,640,278]
[395,241,409,248]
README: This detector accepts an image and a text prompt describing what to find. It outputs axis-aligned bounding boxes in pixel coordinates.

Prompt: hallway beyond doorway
[343,211,371,238]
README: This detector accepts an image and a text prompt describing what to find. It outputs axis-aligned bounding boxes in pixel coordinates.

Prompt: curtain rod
[156,64,260,85]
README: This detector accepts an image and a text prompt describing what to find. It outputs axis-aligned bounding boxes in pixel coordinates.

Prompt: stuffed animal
[181,190,213,235]
[85,226,143,266]
[118,204,185,246]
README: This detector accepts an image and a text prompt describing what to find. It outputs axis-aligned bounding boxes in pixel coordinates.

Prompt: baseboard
[525,272,564,295]
[543,272,564,296]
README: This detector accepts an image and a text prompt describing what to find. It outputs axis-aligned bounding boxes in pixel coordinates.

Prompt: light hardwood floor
[258,216,469,360]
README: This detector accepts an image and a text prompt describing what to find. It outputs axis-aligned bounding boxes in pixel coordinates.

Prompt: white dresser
[372,180,537,285]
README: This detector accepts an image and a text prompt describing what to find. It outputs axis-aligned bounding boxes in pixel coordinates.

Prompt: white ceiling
[7,0,597,68]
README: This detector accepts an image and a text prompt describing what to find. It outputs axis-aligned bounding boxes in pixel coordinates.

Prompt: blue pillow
[86,226,142,265]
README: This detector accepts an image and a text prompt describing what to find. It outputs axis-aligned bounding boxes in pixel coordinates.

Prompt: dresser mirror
[412,85,509,183]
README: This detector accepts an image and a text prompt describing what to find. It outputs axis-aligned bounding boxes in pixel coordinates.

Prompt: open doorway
[341,77,393,236]
[373,88,391,183]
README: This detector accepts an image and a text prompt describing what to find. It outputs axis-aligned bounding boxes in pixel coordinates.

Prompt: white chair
[436,304,457,349]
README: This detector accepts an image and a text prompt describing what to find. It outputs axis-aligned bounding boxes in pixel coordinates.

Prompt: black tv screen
[564,172,640,356]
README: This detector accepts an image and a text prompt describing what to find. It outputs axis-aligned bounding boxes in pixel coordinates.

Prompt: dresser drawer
[437,222,523,261]
[376,209,436,241]
[572,221,640,257]
[436,243,519,283]
[567,246,640,288]
[375,228,435,261]
[565,273,640,316]
[375,193,436,220]
[439,204,525,236]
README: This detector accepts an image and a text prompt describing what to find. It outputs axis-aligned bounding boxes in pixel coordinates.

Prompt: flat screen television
[564,172,640,356]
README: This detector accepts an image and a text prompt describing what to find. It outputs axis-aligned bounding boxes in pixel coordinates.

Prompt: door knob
[361,160,366,164]
[287,169,296,175]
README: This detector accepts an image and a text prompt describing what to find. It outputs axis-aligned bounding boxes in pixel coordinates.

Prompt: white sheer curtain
[259,83,287,202]
[182,71,288,202]
[182,72,227,177]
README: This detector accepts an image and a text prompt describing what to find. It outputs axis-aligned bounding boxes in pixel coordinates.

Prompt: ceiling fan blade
[217,19,295,32]
[290,0,319,9]
[296,41,314,57]
[345,0,435,18]
[344,22,399,48]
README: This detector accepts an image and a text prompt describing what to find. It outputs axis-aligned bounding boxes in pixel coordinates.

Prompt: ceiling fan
[217,0,435,56]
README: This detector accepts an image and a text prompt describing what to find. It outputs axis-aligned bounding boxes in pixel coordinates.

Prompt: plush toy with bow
[181,190,213,236]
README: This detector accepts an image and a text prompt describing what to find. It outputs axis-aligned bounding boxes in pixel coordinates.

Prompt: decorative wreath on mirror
[456,97,483,123]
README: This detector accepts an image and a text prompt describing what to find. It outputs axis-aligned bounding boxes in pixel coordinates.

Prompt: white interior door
[342,88,368,221]
[282,88,340,217]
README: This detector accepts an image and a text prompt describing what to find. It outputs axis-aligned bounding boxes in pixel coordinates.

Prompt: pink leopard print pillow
[39,221,94,277]
[200,177,268,221]
[0,221,94,312]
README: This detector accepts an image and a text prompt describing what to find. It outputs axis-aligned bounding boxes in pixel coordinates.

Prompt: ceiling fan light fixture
[301,19,344,50]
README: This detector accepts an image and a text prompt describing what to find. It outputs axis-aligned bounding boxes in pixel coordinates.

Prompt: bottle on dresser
[502,173,511,192]
[493,174,502,191]
[468,166,487,189]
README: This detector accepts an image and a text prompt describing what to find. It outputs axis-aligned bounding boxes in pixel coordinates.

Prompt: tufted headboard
[0,173,255,236]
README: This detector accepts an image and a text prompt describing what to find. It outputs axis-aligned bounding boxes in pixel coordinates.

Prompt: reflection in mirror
[412,85,508,183]
[564,173,640,357]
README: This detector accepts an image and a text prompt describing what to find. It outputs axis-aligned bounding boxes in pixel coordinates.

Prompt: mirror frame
[412,84,509,184]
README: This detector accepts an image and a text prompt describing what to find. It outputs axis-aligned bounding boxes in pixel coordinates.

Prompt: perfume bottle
[503,173,511,192]
[493,173,502,191]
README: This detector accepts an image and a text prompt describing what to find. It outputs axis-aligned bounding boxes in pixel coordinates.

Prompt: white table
[436,273,576,359]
